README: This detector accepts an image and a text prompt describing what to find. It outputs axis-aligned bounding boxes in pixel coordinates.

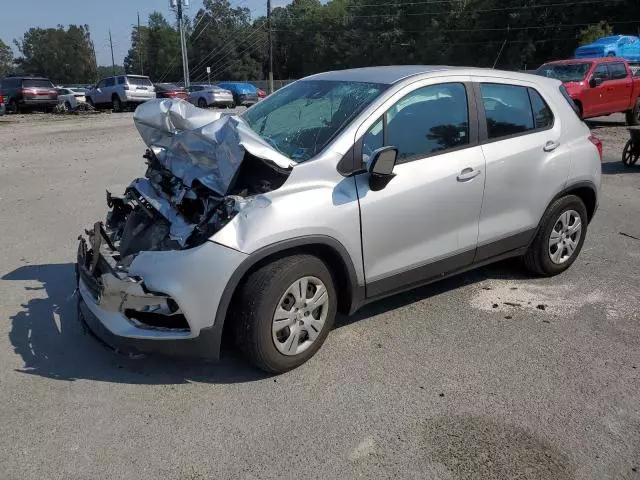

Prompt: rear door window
[480,83,534,139]
[609,63,628,80]
[105,78,115,87]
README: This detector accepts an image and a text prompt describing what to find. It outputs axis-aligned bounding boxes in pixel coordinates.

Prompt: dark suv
[1,76,58,113]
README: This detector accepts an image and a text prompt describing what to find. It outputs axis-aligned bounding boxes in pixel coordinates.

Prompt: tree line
[1,0,639,84]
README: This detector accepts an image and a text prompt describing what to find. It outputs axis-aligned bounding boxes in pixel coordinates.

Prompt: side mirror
[589,76,604,88]
[368,146,398,191]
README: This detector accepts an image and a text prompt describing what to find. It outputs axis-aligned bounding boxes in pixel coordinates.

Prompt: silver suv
[86,75,156,112]
[77,66,602,373]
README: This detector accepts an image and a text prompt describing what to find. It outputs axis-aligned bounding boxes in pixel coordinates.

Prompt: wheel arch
[214,236,364,338]
[550,181,598,223]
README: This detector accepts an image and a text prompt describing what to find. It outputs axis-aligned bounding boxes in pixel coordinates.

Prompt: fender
[213,235,365,329]
[526,179,598,250]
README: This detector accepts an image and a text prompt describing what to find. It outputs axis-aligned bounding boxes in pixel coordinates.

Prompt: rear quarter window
[528,88,554,129]
[559,85,582,118]
[609,63,628,80]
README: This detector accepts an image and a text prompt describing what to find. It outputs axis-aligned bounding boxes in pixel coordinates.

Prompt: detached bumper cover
[76,234,247,355]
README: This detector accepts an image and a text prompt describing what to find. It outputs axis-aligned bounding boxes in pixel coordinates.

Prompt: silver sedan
[187,85,234,109]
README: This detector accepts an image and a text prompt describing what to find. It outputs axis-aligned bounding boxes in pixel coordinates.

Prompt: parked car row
[0,73,267,115]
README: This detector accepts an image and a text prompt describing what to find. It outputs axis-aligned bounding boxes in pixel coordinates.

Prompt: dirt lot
[0,111,638,479]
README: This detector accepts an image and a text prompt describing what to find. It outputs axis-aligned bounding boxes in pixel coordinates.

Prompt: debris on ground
[619,232,640,241]
[536,304,547,311]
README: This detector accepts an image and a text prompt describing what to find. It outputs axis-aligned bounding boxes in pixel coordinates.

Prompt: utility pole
[171,0,190,87]
[137,12,144,75]
[267,0,274,94]
[109,30,116,76]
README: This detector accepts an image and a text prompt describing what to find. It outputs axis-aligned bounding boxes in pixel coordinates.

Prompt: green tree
[578,22,614,46]
[96,65,125,80]
[13,25,97,84]
[0,39,13,77]
[124,12,181,82]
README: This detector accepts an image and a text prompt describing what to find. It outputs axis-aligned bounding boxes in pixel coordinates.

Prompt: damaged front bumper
[76,222,247,358]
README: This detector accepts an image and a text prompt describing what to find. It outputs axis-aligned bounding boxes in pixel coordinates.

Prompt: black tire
[625,101,640,126]
[523,195,588,276]
[64,101,72,112]
[86,97,94,108]
[112,95,122,113]
[233,254,337,373]
[8,99,19,114]
[197,97,208,109]
[230,101,236,109]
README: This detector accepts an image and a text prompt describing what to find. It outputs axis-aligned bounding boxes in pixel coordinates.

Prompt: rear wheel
[112,95,122,113]
[625,100,640,126]
[523,195,588,276]
[197,97,208,109]
[234,254,337,373]
[622,140,639,167]
[8,99,19,114]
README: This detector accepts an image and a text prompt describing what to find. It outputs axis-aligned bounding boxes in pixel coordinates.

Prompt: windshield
[23,79,54,88]
[242,80,386,161]
[535,63,592,82]
[127,76,153,86]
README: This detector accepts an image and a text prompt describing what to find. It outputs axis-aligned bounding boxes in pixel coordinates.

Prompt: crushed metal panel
[131,178,195,245]
[133,99,293,197]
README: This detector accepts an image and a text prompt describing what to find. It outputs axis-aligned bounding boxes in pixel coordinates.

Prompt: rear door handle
[543,141,560,152]
[457,167,481,182]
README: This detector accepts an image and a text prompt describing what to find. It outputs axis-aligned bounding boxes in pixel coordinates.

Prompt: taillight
[589,134,603,162]
[0,92,4,103]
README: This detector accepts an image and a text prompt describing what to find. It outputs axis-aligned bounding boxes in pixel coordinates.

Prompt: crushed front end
[76,99,292,357]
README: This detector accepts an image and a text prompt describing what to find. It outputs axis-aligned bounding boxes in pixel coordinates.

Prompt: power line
[193,35,268,82]
[189,25,267,80]
[347,0,621,8]
[273,19,640,34]
[349,0,624,18]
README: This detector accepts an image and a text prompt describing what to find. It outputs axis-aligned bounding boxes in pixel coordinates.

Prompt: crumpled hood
[133,99,293,196]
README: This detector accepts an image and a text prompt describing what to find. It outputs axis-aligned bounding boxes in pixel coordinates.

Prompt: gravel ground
[0,111,638,480]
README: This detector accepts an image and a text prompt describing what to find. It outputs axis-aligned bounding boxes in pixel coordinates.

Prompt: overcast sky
[1,0,273,66]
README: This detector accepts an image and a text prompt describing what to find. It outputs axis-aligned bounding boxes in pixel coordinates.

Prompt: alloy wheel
[548,210,582,265]
[272,276,329,356]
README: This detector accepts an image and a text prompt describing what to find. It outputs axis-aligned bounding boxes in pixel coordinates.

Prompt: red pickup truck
[535,57,640,125]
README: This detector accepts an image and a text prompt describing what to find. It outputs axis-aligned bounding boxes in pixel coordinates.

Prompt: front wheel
[234,254,337,373]
[523,195,588,276]
[197,97,208,109]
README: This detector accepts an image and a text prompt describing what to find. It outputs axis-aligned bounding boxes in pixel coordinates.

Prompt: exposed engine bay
[104,146,289,258]
[87,99,293,261]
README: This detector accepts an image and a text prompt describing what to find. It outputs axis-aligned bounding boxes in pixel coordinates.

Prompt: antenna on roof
[492,24,510,69]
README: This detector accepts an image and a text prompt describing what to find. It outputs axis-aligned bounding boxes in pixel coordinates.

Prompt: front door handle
[457,167,481,182]
[543,140,560,152]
